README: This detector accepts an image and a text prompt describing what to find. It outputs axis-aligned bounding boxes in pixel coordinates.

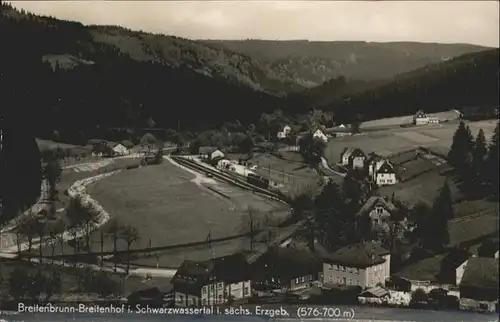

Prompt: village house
[313,129,328,143]
[459,257,499,312]
[369,160,398,186]
[277,125,292,139]
[321,241,391,289]
[355,196,404,240]
[171,253,252,307]
[340,147,366,169]
[413,110,430,125]
[251,244,322,292]
[109,142,129,156]
[393,249,471,294]
[349,148,366,170]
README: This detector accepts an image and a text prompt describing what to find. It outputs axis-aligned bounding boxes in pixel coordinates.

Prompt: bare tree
[35,219,47,264]
[49,219,65,257]
[106,219,122,273]
[17,217,37,261]
[120,224,139,274]
[240,206,261,251]
[81,207,100,254]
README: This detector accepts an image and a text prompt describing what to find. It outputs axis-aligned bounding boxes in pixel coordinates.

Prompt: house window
[301,276,305,283]
[295,278,300,284]
[347,279,352,285]
[354,268,359,275]
[380,179,385,184]
[339,265,345,271]
[377,208,383,214]
[218,294,223,303]
[202,286,207,294]
[202,299,208,305]
[218,282,223,289]
[210,284,214,292]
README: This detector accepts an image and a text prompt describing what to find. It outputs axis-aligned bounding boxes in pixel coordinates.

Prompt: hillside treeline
[288,49,499,124]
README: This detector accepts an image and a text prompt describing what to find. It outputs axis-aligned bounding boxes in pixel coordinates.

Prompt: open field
[246,152,320,197]
[448,211,499,248]
[325,120,497,164]
[36,138,82,152]
[359,110,460,130]
[84,161,288,252]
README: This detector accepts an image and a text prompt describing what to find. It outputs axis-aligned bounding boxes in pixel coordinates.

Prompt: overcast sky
[10,1,500,47]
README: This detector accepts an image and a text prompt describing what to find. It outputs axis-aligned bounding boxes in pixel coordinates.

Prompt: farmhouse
[459,257,499,304]
[348,148,366,170]
[355,196,402,239]
[321,241,391,288]
[210,149,225,161]
[413,110,430,125]
[171,253,252,307]
[372,161,397,186]
[313,129,328,143]
[109,142,129,156]
[252,245,322,292]
[277,125,292,139]
[393,249,471,293]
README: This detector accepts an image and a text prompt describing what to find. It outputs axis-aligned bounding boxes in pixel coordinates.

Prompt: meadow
[85,160,288,252]
[325,120,496,165]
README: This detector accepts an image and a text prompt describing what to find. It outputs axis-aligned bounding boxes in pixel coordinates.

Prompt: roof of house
[171,253,250,295]
[367,153,383,164]
[349,148,366,159]
[340,147,354,158]
[360,287,390,298]
[198,146,218,154]
[322,241,390,268]
[377,161,396,174]
[253,245,322,280]
[87,139,107,145]
[394,254,445,282]
[460,257,499,289]
[414,110,427,118]
[120,140,134,148]
[355,196,397,218]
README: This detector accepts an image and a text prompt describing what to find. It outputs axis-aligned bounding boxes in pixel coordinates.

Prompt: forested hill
[287,49,500,123]
[0,3,296,94]
[0,2,289,143]
[202,40,490,87]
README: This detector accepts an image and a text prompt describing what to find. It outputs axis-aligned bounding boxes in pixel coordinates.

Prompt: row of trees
[14,197,140,274]
[448,121,499,198]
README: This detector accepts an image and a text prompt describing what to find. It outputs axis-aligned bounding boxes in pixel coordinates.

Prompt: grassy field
[84,161,288,252]
[246,152,320,198]
[359,110,460,130]
[324,120,496,164]
[448,211,499,247]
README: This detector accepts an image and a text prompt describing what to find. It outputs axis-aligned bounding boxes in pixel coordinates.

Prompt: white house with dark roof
[413,110,430,125]
[348,148,366,169]
[313,129,328,143]
[277,125,292,139]
[374,161,397,185]
[321,241,391,289]
[340,148,355,166]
